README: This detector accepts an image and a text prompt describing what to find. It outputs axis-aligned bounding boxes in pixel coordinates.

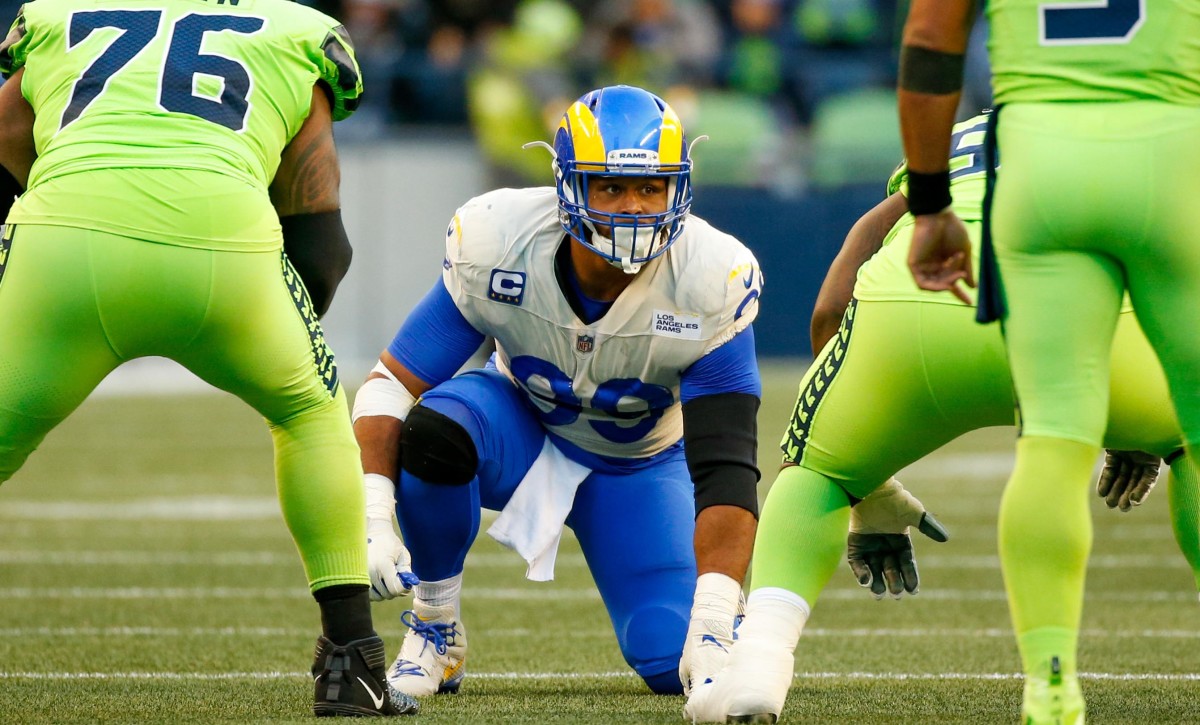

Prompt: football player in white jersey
[351,85,766,698]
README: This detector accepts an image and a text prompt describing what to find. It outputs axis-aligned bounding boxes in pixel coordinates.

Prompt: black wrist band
[0,165,19,220]
[906,169,952,215]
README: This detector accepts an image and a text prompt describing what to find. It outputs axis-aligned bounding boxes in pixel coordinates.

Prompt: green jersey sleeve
[315,24,362,122]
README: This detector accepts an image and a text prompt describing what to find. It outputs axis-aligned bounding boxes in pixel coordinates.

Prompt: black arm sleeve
[898,45,965,95]
[280,210,352,318]
[0,164,19,220]
[682,392,761,518]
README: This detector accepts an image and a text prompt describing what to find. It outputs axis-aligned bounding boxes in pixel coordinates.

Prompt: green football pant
[0,224,367,592]
[992,101,1200,678]
[757,296,1187,607]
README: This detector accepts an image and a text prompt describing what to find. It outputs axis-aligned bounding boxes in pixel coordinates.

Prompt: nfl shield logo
[576,334,594,354]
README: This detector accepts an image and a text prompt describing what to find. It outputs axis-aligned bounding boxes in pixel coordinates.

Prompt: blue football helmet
[551,85,693,273]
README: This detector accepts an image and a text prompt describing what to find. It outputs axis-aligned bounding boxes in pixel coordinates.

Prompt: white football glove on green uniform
[846,477,949,600]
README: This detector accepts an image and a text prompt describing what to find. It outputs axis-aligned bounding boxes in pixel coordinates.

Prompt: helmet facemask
[557,162,691,274]
[537,85,696,275]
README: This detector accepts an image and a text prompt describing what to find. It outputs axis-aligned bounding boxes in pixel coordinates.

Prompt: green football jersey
[0,0,362,250]
[854,114,989,305]
[988,0,1200,104]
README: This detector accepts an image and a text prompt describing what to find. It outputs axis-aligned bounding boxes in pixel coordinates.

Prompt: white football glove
[847,477,949,600]
[364,473,418,601]
[1097,449,1162,512]
[680,572,743,696]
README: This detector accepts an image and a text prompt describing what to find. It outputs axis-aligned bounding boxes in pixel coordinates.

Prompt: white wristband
[352,361,418,423]
[850,477,925,534]
[364,473,397,523]
[691,572,742,621]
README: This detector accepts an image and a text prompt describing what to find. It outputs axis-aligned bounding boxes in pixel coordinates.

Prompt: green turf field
[1,363,1197,723]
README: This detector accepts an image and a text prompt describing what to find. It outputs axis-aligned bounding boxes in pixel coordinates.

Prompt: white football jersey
[442,187,762,459]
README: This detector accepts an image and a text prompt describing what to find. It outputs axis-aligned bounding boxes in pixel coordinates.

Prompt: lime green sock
[1167,452,1200,594]
[1018,627,1078,680]
[749,465,851,606]
[272,391,369,591]
[999,435,1099,676]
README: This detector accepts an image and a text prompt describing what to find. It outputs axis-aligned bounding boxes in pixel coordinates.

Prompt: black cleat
[312,635,420,717]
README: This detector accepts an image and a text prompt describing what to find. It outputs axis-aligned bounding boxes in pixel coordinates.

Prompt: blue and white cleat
[387,604,467,697]
[683,632,792,723]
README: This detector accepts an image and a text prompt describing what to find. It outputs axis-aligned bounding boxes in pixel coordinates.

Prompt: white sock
[415,574,463,616]
[738,587,811,653]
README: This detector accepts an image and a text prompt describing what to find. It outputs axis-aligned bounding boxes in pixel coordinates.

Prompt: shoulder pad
[886,157,908,197]
[441,188,545,294]
[446,189,529,268]
[315,24,362,122]
[448,187,558,263]
[1,5,30,79]
[671,217,763,351]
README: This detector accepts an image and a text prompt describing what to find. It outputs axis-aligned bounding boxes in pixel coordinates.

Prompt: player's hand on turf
[908,209,975,304]
[1097,449,1162,512]
[366,517,418,601]
[847,478,949,599]
[363,474,419,601]
[682,678,727,723]
[680,573,743,696]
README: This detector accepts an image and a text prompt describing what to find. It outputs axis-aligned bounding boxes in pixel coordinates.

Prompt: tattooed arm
[269,85,351,317]
[270,85,340,215]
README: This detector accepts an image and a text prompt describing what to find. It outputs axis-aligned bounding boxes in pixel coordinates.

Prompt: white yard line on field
[1,586,1196,602]
[0,550,587,568]
[0,498,504,523]
[1,671,1198,681]
[0,549,1185,569]
[3,626,1200,639]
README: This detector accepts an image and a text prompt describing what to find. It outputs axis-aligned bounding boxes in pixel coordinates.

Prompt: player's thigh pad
[408,369,546,507]
[780,299,1013,498]
[566,451,695,682]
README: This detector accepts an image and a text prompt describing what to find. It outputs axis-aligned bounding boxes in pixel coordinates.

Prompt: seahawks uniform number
[62,10,264,131]
[1040,0,1144,45]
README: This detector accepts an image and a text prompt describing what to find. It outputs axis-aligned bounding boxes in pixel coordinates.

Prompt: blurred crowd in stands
[307,0,993,190]
[0,0,992,190]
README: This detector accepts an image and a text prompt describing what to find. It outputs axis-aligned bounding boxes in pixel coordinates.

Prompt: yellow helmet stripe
[561,101,606,167]
[658,104,683,165]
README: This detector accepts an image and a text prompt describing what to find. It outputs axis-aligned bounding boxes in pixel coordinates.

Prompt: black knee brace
[400,405,479,486]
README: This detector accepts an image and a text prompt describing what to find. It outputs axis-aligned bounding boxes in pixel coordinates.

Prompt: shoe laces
[400,610,459,656]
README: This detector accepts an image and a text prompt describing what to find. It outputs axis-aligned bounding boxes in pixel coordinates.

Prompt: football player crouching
[351,85,767,699]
